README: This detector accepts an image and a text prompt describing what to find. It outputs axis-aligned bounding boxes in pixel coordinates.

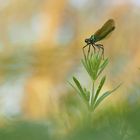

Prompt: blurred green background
[0,0,140,139]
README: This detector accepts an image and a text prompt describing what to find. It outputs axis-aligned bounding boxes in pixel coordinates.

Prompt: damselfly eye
[85,39,88,43]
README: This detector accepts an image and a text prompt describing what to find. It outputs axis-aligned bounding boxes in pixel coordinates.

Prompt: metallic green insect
[83,19,115,58]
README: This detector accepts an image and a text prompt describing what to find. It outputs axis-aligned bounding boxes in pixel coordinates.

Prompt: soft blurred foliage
[0,0,140,139]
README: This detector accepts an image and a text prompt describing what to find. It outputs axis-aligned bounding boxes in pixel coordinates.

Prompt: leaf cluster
[70,53,121,111]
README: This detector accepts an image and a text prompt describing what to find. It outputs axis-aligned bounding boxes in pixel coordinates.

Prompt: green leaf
[94,76,106,102]
[92,56,102,79]
[72,77,87,101]
[93,83,122,110]
[82,53,103,81]
[97,58,108,77]
[83,88,90,101]
[82,57,94,80]
[82,58,90,75]
[72,77,83,93]
[68,81,81,95]
[101,58,108,68]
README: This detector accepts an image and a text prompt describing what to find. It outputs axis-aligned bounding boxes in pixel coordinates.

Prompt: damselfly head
[85,35,95,44]
[85,38,90,44]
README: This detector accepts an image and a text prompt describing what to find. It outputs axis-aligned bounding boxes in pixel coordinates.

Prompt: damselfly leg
[82,44,88,58]
[83,44,97,58]
[87,44,91,57]
[91,44,96,53]
[94,44,104,59]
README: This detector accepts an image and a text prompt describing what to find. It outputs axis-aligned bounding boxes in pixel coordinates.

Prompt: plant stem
[89,80,95,109]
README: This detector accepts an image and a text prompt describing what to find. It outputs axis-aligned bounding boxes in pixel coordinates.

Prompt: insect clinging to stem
[83,19,115,58]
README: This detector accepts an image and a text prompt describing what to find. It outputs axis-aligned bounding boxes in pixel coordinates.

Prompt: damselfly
[83,19,115,58]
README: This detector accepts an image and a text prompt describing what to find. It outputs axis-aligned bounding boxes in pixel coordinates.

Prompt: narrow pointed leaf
[94,76,106,102]
[81,59,91,78]
[72,77,87,100]
[68,81,81,95]
[93,83,122,110]
[72,77,83,93]
[97,58,108,77]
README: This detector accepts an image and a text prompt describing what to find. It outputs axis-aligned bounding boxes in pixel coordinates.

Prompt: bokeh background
[0,0,140,139]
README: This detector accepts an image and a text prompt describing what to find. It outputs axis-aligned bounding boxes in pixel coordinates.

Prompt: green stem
[92,81,95,106]
[89,80,95,109]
